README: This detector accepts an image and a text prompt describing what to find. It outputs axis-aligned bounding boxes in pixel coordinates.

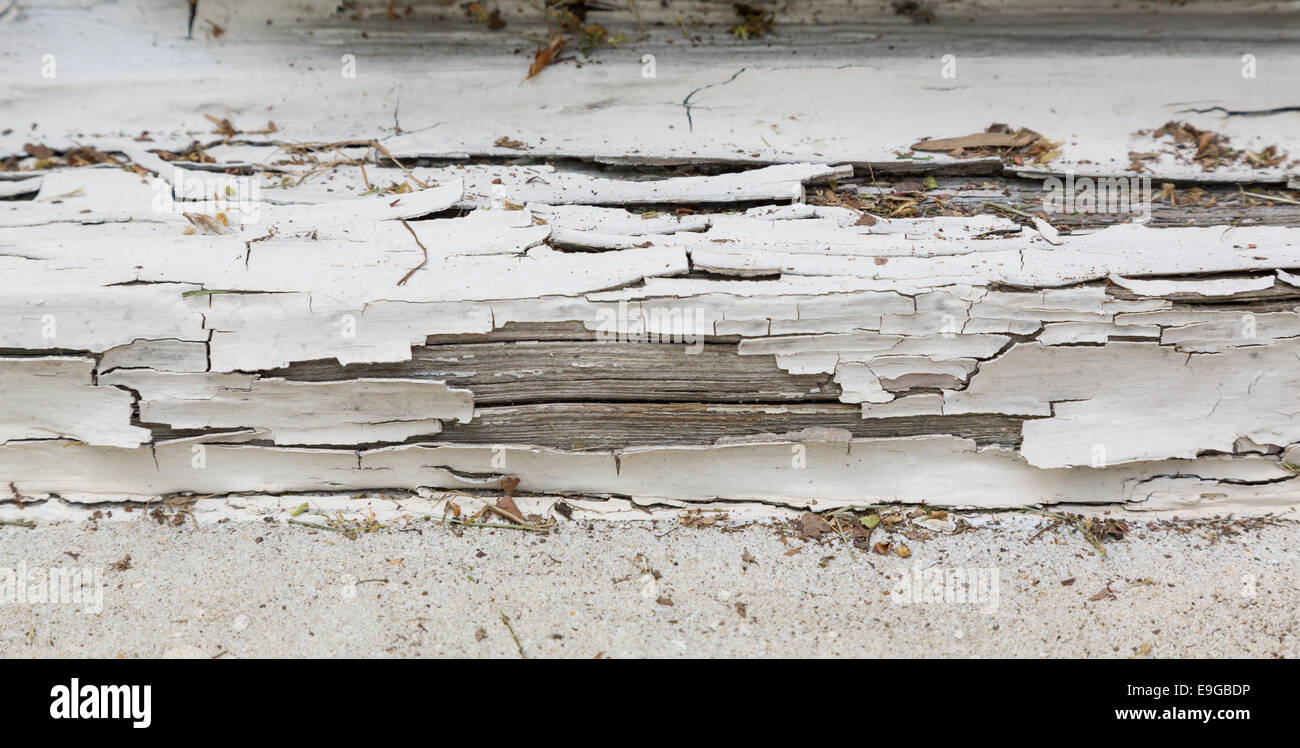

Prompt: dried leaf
[494,136,528,151]
[526,36,566,80]
[23,143,56,159]
[796,512,833,540]
[496,494,523,523]
[911,130,1039,152]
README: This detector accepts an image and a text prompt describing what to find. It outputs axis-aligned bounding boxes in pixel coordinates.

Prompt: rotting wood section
[4,159,1300,513]
[3,2,1300,516]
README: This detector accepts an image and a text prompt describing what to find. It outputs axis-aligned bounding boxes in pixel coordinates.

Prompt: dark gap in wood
[277,340,840,404]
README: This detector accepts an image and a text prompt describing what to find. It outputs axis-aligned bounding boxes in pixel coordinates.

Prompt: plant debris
[1021,507,1128,556]
[465,2,505,30]
[1138,121,1287,172]
[1146,513,1287,545]
[795,511,834,540]
[182,211,233,235]
[893,1,936,23]
[526,35,568,79]
[730,3,775,41]
[537,2,626,57]
[493,136,529,151]
[3,143,121,171]
[680,509,728,528]
[203,113,276,142]
[500,612,526,658]
[1090,584,1116,602]
[911,123,1062,165]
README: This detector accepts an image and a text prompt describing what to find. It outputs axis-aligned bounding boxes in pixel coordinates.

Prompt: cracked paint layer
[3,2,1300,514]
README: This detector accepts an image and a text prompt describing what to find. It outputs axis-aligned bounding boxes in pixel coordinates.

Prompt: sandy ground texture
[0,509,1296,659]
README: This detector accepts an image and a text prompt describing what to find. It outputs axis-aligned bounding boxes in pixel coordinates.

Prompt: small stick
[430,516,554,533]
[287,518,346,532]
[500,612,526,658]
[396,218,428,286]
[368,140,429,188]
[1017,507,1106,556]
[1241,191,1300,206]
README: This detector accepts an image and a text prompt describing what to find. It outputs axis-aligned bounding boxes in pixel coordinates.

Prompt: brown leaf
[655,595,674,606]
[526,36,566,80]
[796,512,833,540]
[23,143,55,159]
[911,130,1039,152]
[1061,577,1076,586]
[495,494,523,523]
[895,543,911,559]
[872,541,892,555]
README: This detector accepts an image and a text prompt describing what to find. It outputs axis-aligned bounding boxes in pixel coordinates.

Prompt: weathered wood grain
[430,404,1027,451]
[278,342,841,404]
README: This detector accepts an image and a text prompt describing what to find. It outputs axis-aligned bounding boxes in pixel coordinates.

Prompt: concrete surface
[1,510,1296,658]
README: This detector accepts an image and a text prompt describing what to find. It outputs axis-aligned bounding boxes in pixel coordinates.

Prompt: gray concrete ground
[0,511,1296,658]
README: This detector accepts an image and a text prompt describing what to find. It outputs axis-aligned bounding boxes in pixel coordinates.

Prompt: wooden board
[3,1,1300,513]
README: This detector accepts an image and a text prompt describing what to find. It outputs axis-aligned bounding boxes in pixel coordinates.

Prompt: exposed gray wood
[430,404,1027,451]
[278,341,841,404]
